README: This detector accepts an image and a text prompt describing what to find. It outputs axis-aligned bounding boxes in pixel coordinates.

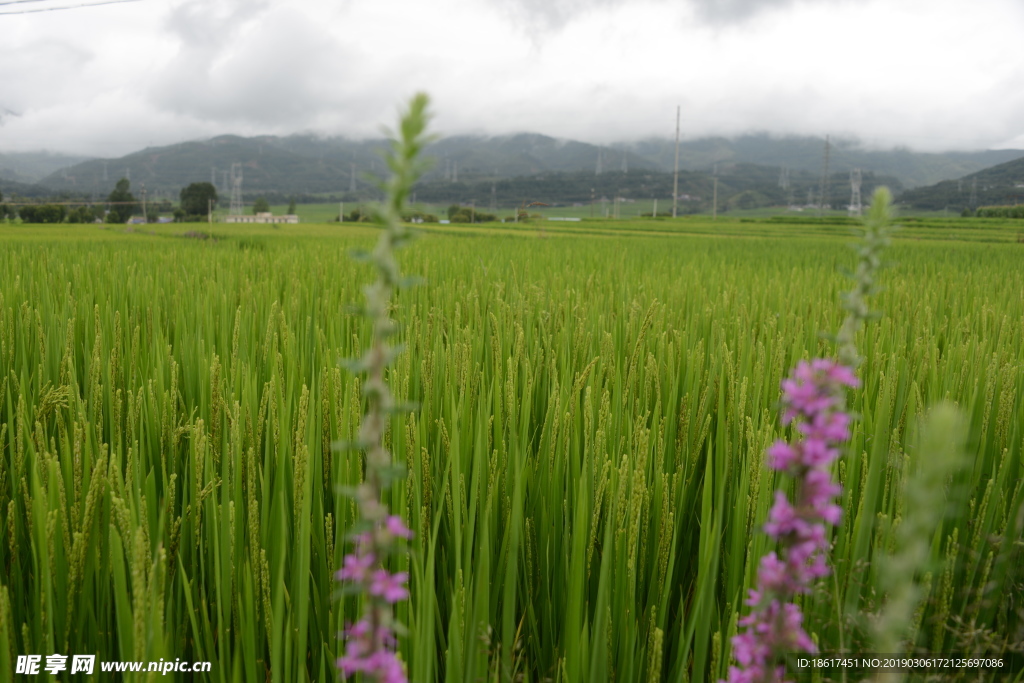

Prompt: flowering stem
[335,93,433,683]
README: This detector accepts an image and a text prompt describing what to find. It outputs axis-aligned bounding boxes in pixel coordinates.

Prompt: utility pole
[652,198,657,217]
[672,105,680,218]
[590,187,595,218]
[208,198,212,225]
[141,183,147,223]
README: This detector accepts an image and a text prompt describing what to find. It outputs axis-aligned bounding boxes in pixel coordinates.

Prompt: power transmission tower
[490,182,497,212]
[779,166,792,207]
[229,162,243,216]
[672,105,680,218]
[817,135,830,217]
[849,168,862,216]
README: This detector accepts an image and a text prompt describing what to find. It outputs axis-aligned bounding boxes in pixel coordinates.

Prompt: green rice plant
[1,205,1022,681]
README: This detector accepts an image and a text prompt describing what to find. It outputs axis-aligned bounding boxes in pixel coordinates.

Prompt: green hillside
[898,155,1024,211]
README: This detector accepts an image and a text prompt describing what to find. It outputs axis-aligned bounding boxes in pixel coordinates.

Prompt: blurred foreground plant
[335,93,434,682]
[870,403,968,683]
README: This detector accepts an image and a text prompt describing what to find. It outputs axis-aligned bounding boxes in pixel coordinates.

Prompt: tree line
[1,180,295,224]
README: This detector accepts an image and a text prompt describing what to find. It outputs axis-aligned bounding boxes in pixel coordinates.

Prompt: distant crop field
[1,218,1022,681]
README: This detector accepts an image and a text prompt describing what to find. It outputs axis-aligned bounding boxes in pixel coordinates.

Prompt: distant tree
[401,210,438,223]
[287,198,296,214]
[448,206,495,223]
[67,205,100,223]
[342,208,373,222]
[107,178,136,223]
[253,196,270,214]
[179,182,217,219]
[19,204,67,224]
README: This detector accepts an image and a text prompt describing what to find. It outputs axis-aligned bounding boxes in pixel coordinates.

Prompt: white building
[224,212,299,224]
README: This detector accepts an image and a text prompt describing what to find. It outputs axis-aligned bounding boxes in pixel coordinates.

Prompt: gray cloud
[165,0,272,48]
[150,2,354,127]
[689,0,810,24]
[491,0,628,32]
[493,0,862,30]
[0,39,94,112]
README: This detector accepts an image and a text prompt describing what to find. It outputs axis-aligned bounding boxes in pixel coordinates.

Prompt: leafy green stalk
[336,92,434,682]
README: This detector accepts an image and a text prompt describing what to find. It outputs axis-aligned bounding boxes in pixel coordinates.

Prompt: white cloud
[0,0,1022,156]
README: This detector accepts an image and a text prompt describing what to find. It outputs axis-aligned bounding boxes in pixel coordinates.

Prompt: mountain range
[2,133,1023,209]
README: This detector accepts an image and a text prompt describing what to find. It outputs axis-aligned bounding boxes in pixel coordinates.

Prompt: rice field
[1,217,1022,682]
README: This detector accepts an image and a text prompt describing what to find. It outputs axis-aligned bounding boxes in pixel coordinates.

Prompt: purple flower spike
[724,357,855,683]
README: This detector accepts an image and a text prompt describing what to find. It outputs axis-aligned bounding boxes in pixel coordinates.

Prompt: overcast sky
[1,0,1022,157]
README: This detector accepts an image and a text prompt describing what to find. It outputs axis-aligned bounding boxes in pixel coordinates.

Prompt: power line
[0,0,66,7]
[0,0,146,15]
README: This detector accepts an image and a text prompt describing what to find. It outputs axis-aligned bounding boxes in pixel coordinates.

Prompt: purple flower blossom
[336,551,376,582]
[766,440,798,470]
[385,515,414,539]
[369,569,410,603]
[724,359,855,683]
